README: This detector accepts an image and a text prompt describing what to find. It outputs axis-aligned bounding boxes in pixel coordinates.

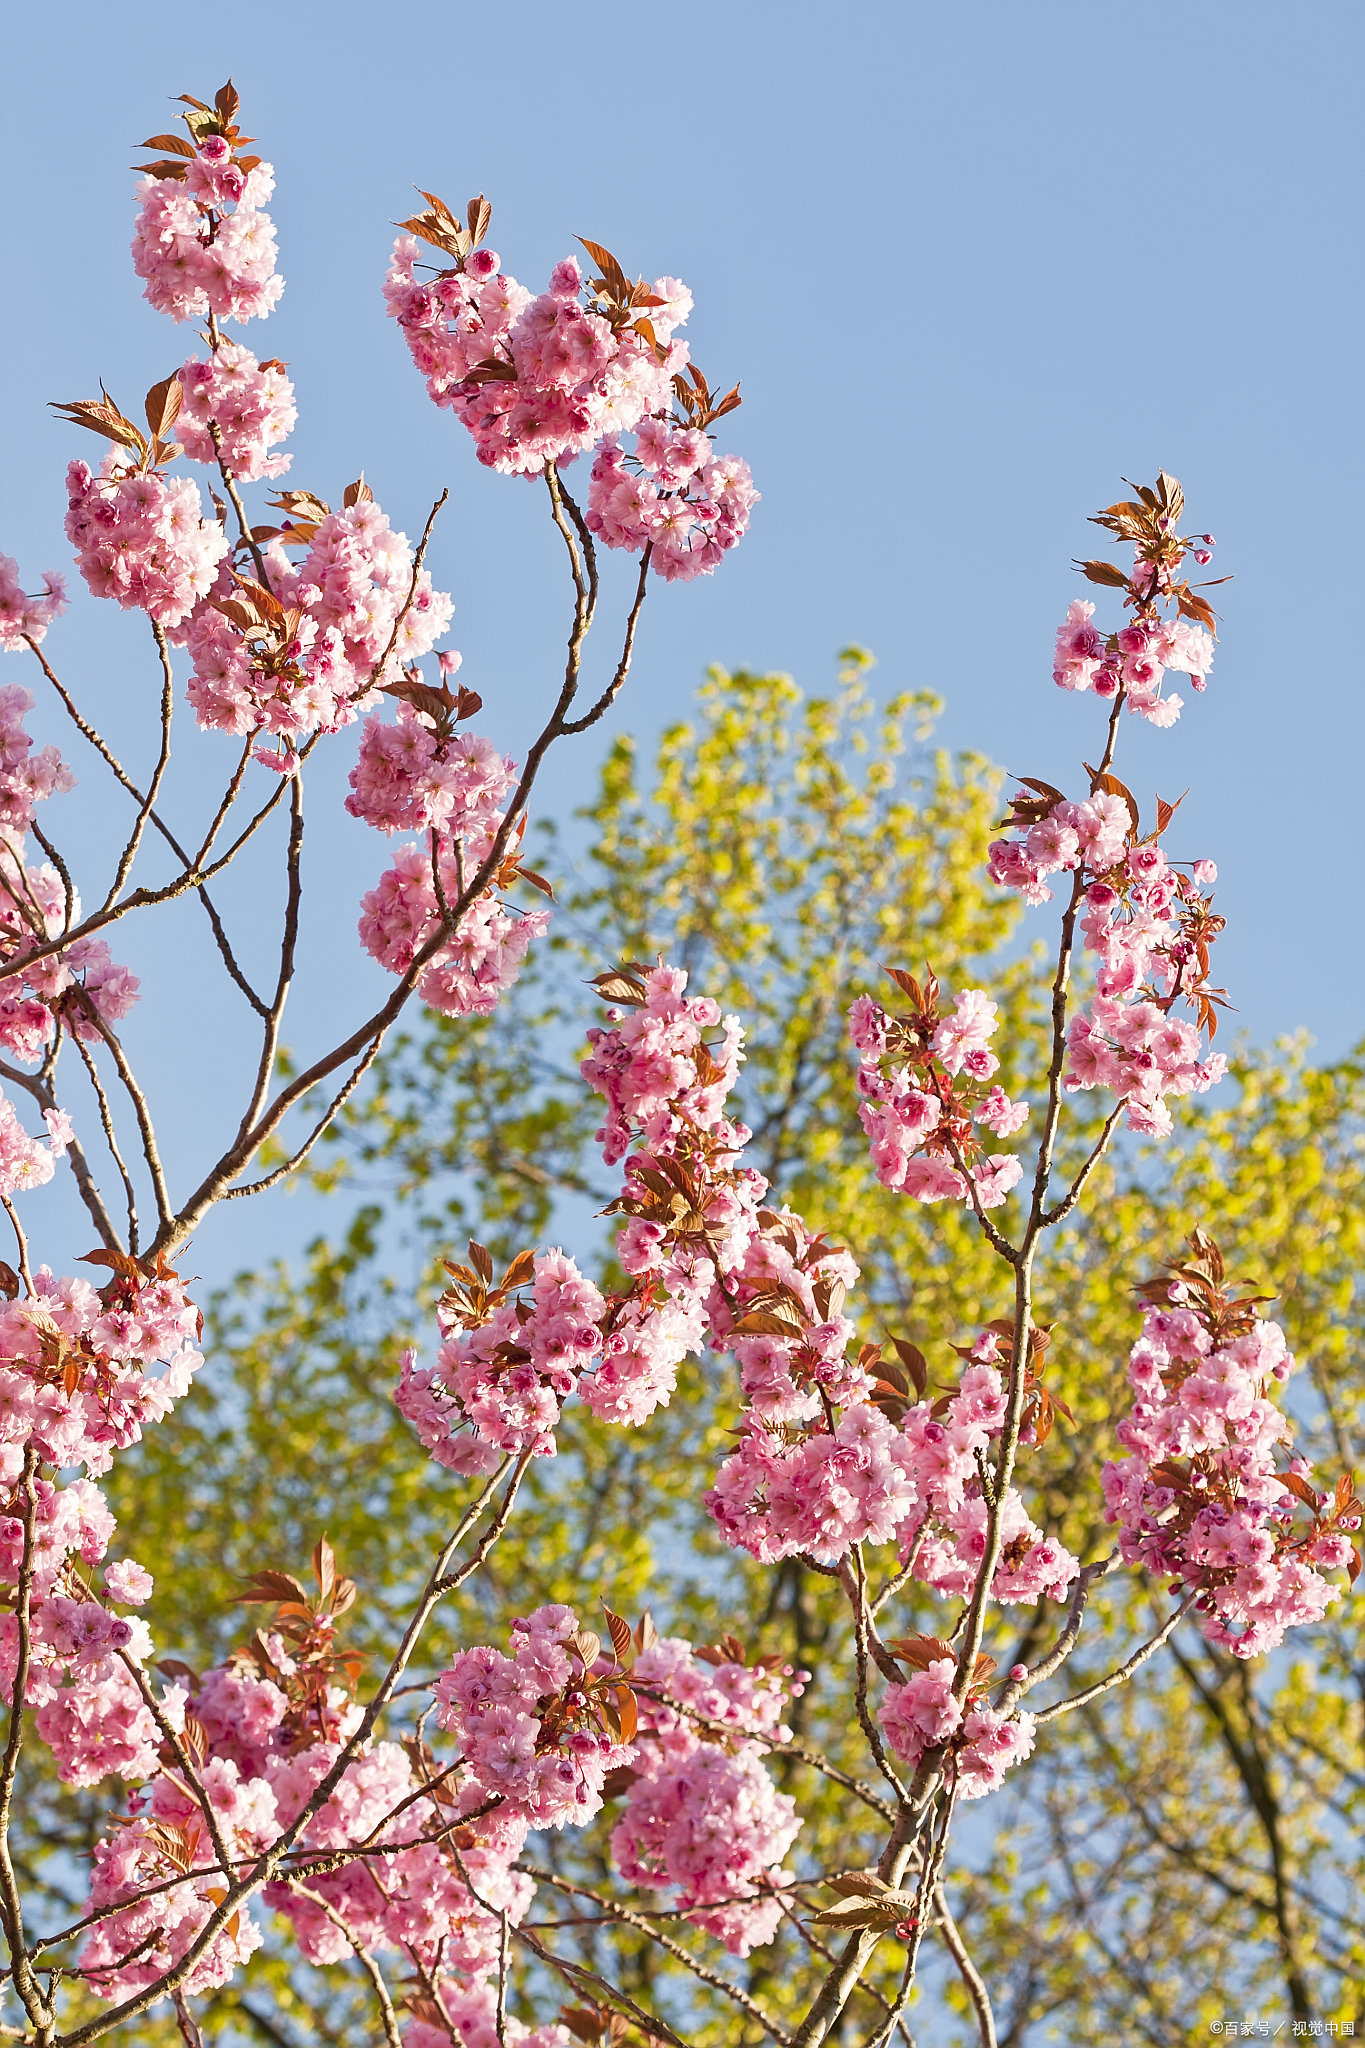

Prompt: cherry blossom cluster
[0,1244,202,1483]
[184,489,454,745]
[1052,472,1220,727]
[64,458,228,630]
[394,964,762,1464]
[131,102,283,327]
[352,694,549,1023]
[79,1575,529,2002]
[1053,598,1214,727]
[878,1649,1037,1801]
[175,342,296,482]
[0,681,74,831]
[1102,1241,1359,1658]
[586,430,757,583]
[402,1988,565,2048]
[987,779,1227,1139]
[849,977,1029,1207]
[0,1244,203,1829]
[396,1247,607,1472]
[0,556,66,653]
[385,236,683,477]
[385,202,754,580]
[434,1604,636,1828]
[612,1632,803,1954]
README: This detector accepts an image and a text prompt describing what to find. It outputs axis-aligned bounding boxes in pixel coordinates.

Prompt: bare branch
[286,1885,403,2048]
[72,1032,140,1252]
[521,1867,794,2046]
[1034,1590,1199,1723]
[100,620,175,912]
[933,1883,996,2048]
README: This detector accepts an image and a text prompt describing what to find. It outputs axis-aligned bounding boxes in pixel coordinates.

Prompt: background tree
[19,659,1355,2044]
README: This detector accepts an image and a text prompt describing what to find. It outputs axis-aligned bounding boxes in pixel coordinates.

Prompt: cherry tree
[0,80,1355,2048]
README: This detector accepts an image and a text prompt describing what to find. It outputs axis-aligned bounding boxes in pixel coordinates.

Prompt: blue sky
[0,0,1361,1284]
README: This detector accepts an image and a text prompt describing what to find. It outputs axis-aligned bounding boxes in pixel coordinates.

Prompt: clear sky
[0,0,1361,1284]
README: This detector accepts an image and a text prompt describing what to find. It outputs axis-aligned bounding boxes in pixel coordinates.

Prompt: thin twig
[100,620,175,912]
[233,767,306,1149]
[561,546,651,735]
[69,994,173,1236]
[286,1885,403,2048]
[520,1868,794,2046]
[72,1034,139,1253]
[1040,1098,1127,1229]
[0,1199,33,1299]
[116,1652,235,1879]
[193,739,255,872]
[932,1883,996,2048]
[1033,1590,1200,1722]
[993,1551,1120,1715]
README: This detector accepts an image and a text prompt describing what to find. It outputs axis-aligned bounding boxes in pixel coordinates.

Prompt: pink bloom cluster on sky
[1103,1298,1354,1658]
[385,237,756,581]
[175,343,296,482]
[1053,592,1214,726]
[64,460,228,630]
[0,556,66,653]
[184,494,454,744]
[131,139,282,326]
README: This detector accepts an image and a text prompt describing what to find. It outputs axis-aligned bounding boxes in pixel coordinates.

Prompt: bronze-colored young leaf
[574,1630,603,1670]
[144,373,183,441]
[602,1606,634,1666]
[312,1535,336,1602]
[588,970,649,1006]
[49,395,148,457]
[232,1569,311,1606]
[887,1633,957,1671]
[1076,558,1131,588]
[614,1683,638,1743]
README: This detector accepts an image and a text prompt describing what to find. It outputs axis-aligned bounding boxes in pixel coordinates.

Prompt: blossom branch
[1040,1098,1128,1230]
[231,768,305,1149]
[560,545,652,737]
[114,1651,235,1880]
[52,1458,523,2046]
[69,995,173,1237]
[71,1034,139,1252]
